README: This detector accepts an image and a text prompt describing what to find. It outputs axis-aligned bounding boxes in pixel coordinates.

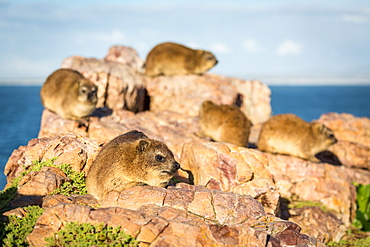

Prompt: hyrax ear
[197,50,205,56]
[138,140,150,152]
[311,122,324,133]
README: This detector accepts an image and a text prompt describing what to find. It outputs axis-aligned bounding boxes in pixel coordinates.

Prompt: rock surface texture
[3,45,369,246]
[61,45,272,125]
[26,184,324,247]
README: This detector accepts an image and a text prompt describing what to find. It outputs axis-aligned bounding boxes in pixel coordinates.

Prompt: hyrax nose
[174,162,180,170]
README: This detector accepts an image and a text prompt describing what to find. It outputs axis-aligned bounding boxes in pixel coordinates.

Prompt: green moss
[289,199,333,213]
[0,205,45,246]
[45,222,139,247]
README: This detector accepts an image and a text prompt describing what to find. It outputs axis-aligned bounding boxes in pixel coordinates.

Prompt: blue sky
[0,0,370,84]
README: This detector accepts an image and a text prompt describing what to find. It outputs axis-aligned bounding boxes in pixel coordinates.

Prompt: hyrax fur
[144,42,218,77]
[199,100,252,147]
[40,68,97,120]
[257,114,337,162]
[86,130,180,201]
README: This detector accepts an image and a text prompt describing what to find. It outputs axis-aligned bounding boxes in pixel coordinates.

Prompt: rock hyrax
[257,114,337,162]
[86,130,180,201]
[199,100,252,147]
[40,68,98,120]
[144,42,218,77]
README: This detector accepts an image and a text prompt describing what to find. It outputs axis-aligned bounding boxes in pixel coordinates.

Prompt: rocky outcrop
[61,54,146,113]
[61,45,272,125]
[145,74,271,124]
[264,153,356,226]
[7,108,368,245]
[179,141,279,214]
[3,45,369,246]
[7,112,279,215]
[250,111,370,241]
[318,112,370,170]
[4,111,325,246]
[24,184,324,247]
[4,133,102,184]
[251,112,370,225]
[288,206,347,243]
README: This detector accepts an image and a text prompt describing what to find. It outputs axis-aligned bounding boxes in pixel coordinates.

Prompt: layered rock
[318,112,370,170]
[25,184,323,247]
[179,141,279,214]
[9,108,367,244]
[264,153,356,227]
[288,206,347,243]
[4,133,102,185]
[61,45,272,125]
[7,111,279,215]
[251,112,370,240]
[145,74,271,124]
[61,54,146,113]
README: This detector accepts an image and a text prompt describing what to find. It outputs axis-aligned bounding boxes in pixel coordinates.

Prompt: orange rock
[25,184,322,247]
[4,133,102,187]
[318,112,370,169]
[145,74,271,124]
[264,153,356,226]
[61,46,271,125]
[180,141,279,214]
[17,166,70,196]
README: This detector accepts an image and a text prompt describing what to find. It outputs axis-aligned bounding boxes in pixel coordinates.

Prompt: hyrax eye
[155,155,166,162]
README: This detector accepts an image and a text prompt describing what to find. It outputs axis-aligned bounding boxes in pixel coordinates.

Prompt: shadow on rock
[316,151,342,166]
[92,107,113,118]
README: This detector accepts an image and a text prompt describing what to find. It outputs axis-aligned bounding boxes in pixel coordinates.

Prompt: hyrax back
[86,130,180,201]
[257,114,337,162]
[199,100,252,147]
[144,42,218,77]
[40,68,97,120]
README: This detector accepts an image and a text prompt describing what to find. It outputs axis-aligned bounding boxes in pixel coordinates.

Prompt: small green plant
[1,159,87,216]
[0,186,17,215]
[11,158,58,188]
[353,183,370,231]
[16,159,87,196]
[0,205,45,246]
[51,163,87,196]
[1,159,59,215]
[328,236,370,247]
[45,222,139,247]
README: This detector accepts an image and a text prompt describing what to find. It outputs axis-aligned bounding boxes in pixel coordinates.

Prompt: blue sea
[1,85,370,190]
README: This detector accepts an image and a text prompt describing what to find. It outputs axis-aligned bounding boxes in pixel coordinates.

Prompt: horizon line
[0,76,370,86]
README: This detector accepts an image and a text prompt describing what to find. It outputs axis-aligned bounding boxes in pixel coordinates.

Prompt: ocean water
[0,85,370,190]
[0,86,44,190]
[269,85,370,122]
